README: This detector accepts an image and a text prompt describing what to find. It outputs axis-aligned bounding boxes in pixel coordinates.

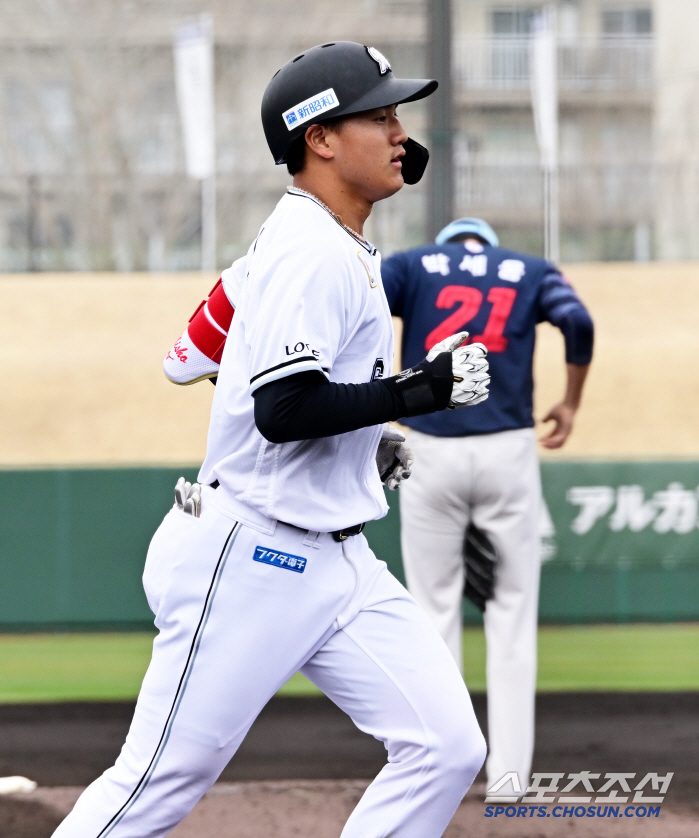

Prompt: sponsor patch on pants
[253,546,307,573]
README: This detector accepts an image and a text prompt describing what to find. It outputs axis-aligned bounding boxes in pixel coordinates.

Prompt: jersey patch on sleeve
[253,546,307,573]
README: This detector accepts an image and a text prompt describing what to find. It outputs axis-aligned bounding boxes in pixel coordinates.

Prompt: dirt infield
[2,263,699,466]
[0,693,697,836]
[9,781,699,838]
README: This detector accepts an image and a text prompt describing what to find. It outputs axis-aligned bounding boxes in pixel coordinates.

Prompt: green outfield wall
[0,462,698,630]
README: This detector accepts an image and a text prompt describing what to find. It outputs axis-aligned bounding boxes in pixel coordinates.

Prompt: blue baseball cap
[435,217,499,247]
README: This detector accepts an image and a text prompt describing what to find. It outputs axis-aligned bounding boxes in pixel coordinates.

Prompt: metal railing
[0,164,655,270]
[454,36,653,92]
[456,163,654,224]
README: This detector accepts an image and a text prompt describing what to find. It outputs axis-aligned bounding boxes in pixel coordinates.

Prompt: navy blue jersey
[381,242,594,437]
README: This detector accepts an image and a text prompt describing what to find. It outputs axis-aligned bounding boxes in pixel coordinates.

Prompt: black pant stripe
[94,522,241,837]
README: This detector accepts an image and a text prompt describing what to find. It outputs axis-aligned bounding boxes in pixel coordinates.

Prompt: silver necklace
[288,187,368,244]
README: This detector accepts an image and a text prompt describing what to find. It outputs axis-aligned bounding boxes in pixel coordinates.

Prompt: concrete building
[453,1,653,260]
[0,1,687,269]
[0,0,427,271]
[654,0,699,260]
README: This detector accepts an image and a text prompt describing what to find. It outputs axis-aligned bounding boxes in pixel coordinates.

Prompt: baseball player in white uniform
[52,43,491,838]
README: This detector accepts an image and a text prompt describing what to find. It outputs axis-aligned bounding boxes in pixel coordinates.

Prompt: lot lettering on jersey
[253,546,307,573]
[285,342,320,358]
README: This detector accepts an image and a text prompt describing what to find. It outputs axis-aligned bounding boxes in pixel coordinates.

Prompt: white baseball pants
[399,427,542,796]
[52,487,486,838]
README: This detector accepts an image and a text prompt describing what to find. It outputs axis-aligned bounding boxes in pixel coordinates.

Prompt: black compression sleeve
[253,353,453,444]
[253,371,403,443]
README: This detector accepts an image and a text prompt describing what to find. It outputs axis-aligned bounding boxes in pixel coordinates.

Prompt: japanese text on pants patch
[253,546,307,573]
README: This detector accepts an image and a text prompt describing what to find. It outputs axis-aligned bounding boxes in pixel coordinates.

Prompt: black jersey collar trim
[286,187,377,255]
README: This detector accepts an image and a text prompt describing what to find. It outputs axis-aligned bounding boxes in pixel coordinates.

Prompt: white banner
[530,8,558,172]
[174,15,215,180]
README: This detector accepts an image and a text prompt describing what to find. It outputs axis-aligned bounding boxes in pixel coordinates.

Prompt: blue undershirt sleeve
[537,270,594,365]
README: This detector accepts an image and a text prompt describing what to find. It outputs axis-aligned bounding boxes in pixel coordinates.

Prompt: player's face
[328,105,409,201]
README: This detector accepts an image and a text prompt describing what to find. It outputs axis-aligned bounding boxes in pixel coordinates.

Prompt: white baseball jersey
[219,255,246,308]
[198,187,393,533]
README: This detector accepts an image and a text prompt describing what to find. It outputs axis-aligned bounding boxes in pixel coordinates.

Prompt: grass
[0,633,156,703]
[537,624,699,691]
[0,624,698,703]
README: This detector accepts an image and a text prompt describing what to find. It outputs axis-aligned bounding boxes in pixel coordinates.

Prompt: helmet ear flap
[400,137,429,185]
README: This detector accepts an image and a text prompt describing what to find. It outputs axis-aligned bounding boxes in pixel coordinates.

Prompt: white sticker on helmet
[367,47,391,75]
[282,88,340,131]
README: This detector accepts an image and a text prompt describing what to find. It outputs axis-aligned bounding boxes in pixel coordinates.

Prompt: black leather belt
[209,481,365,542]
[331,522,366,542]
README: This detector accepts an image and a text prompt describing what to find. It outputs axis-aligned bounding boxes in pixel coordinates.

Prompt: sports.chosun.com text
[485,804,660,819]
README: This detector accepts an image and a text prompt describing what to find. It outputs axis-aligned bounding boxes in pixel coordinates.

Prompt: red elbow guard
[187,278,235,364]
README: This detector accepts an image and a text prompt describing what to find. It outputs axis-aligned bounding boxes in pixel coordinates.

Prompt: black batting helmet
[261,41,437,185]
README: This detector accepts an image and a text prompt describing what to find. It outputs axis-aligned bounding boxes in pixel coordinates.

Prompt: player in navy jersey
[381,217,593,799]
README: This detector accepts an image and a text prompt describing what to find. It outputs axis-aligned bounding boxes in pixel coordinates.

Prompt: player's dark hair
[286,136,307,175]
[286,117,345,176]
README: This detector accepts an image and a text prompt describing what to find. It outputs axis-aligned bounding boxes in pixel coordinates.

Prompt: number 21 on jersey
[424,286,516,353]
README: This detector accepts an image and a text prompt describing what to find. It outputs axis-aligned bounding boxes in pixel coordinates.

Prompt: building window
[491,7,541,35]
[602,8,652,36]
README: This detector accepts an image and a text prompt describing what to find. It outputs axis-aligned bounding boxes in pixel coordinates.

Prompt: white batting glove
[376,424,414,490]
[425,331,472,360]
[426,331,490,410]
[174,476,202,518]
